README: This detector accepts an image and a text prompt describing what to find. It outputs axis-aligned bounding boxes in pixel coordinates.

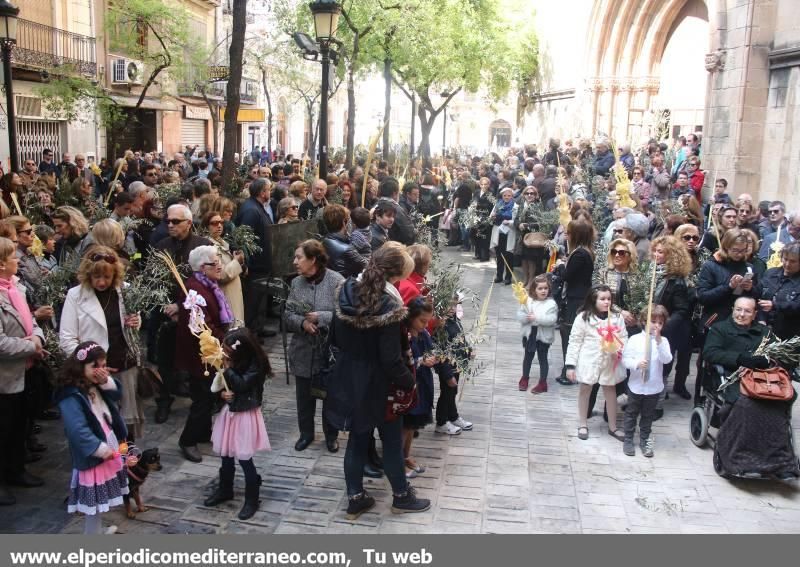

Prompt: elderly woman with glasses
[59,247,143,439]
[176,245,233,463]
[278,197,300,224]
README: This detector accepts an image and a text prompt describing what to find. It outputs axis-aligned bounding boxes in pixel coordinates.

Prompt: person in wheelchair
[703,296,799,480]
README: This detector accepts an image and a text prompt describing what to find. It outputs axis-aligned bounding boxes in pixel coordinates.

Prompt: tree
[386,0,538,161]
[36,0,197,158]
[222,0,248,190]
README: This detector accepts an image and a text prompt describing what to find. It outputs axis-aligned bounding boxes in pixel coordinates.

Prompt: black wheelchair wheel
[690,406,708,447]
[713,449,730,478]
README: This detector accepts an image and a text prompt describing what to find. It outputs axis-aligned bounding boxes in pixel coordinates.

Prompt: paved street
[3,247,800,534]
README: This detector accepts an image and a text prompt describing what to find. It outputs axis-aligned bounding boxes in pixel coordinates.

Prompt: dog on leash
[123,447,163,519]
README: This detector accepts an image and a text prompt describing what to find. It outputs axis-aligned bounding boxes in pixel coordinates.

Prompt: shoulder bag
[739,366,794,401]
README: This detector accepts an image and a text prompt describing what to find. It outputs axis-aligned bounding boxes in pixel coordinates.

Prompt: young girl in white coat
[517,275,558,394]
[565,285,628,441]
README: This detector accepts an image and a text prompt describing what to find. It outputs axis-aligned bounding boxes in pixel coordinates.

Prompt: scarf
[495,199,515,223]
[193,272,234,325]
[0,276,33,336]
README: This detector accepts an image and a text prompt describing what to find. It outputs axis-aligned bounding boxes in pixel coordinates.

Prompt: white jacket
[565,312,628,386]
[59,284,132,357]
[622,332,673,395]
[516,297,558,344]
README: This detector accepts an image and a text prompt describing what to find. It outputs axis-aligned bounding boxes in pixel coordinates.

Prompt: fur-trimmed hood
[335,278,407,330]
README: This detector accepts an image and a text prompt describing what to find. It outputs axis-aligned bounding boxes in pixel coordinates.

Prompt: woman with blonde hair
[596,238,638,327]
[650,235,692,403]
[740,228,767,278]
[289,181,308,202]
[201,211,244,323]
[52,206,90,265]
[88,219,126,260]
[59,246,143,439]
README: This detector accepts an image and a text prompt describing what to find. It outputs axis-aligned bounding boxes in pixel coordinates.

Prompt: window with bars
[16,120,63,165]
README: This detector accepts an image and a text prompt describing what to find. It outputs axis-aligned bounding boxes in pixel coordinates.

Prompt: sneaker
[518,376,529,391]
[405,468,418,479]
[530,379,548,394]
[452,417,473,431]
[346,491,376,520]
[623,439,635,456]
[435,422,462,435]
[640,437,654,458]
[391,485,431,514]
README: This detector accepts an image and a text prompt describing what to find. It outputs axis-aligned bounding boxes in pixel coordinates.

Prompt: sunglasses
[611,249,630,256]
[167,218,189,225]
[682,235,700,242]
[208,220,224,227]
[524,192,536,196]
[769,210,782,215]
[90,253,116,264]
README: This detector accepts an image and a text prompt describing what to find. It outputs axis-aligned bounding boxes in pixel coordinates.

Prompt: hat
[624,213,649,238]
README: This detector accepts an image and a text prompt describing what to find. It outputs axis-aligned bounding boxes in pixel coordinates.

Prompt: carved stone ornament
[705,50,726,72]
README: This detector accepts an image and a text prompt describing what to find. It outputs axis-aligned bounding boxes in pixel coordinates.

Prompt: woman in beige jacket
[202,211,245,324]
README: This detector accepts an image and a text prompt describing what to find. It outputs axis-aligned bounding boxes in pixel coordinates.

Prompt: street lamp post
[440,91,451,158]
[0,0,19,173]
[308,0,341,180]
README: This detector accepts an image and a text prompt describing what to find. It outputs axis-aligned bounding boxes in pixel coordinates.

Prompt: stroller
[690,363,800,481]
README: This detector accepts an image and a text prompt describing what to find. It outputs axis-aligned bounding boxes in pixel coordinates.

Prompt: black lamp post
[308,0,341,180]
[0,0,19,173]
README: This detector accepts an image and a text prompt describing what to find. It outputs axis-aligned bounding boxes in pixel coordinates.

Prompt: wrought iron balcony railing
[209,78,258,105]
[15,19,97,77]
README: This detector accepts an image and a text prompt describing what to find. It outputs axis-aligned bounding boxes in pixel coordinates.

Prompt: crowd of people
[0,131,798,533]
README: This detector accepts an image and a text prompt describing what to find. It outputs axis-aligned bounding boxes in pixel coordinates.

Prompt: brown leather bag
[523,231,549,248]
[739,367,794,401]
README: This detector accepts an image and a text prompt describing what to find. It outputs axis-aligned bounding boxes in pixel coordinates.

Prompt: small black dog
[123,447,163,519]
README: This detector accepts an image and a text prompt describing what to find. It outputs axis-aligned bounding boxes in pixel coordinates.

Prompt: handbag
[135,364,163,399]
[523,231,549,248]
[385,382,418,422]
[310,327,337,400]
[739,367,794,401]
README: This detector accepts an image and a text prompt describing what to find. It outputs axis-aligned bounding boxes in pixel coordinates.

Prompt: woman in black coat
[325,242,430,520]
[650,235,692,401]
[759,241,800,340]
[556,220,595,385]
[694,228,761,403]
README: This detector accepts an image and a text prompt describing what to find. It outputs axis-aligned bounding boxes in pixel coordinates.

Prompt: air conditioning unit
[110,57,145,85]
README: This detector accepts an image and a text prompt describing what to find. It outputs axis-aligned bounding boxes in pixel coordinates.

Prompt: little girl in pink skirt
[205,328,271,520]
[56,342,128,534]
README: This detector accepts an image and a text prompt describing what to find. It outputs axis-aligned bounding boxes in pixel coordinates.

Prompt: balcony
[15,19,97,77]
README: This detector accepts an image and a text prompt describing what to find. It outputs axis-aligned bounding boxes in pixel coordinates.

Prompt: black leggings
[522,338,550,381]
[221,456,259,484]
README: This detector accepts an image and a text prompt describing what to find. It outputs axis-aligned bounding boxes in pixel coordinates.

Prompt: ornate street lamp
[308,0,341,179]
[0,0,19,173]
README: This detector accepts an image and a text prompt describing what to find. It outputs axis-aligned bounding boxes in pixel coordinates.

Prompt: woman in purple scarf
[176,245,233,463]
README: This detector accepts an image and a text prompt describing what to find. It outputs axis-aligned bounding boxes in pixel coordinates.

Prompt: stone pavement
[3,247,800,534]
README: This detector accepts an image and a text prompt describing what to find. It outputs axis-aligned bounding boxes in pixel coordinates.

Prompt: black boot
[345,490,376,520]
[391,485,431,514]
[204,468,234,507]
[238,475,262,520]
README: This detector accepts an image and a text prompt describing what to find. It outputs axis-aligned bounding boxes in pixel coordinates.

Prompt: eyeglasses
[17,228,33,235]
[681,235,700,242]
[90,253,116,264]
[610,249,630,257]
[208,220,224,227]
[733,307,754,315]
[167,218,189,225]
[203,260,221,267]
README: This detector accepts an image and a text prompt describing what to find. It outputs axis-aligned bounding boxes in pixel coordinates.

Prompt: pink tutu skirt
[211,405,270,460]
[67,423,128,515]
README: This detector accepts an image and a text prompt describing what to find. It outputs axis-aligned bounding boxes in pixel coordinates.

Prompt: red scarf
[0,277,33,336]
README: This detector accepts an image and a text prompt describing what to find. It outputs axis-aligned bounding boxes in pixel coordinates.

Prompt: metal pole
[3,42,18,173]
[318,42,330,180]
[410,94,416,162]
[442,106,447,157]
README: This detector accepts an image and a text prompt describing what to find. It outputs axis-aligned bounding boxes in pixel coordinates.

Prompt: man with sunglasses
[153,204,212,423]
[759,200,786,240]
[19,159,39,190]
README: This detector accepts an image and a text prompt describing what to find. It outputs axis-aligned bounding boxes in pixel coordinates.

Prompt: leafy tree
[35,0,201,158]
[385,0,538,161]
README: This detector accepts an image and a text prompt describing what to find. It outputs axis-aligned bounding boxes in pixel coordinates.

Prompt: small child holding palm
[621,305,672,457]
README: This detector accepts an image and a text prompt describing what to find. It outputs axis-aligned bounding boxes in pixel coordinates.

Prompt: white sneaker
[452,417,473,431]
[435,422,462,435]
